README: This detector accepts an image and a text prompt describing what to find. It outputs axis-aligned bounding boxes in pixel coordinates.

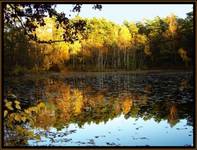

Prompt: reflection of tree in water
[22,78,193,129]
[122,97,133,114]
[4,74,194,146]
[168,104,178,127]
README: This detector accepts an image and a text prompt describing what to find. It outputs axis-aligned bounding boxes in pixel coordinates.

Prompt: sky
[56,4,193,24]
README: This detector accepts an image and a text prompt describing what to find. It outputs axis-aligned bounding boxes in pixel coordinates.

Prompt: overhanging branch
[36,39,65,44]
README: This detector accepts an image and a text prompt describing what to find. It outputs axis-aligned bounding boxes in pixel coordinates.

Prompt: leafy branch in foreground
[4,3,102,43]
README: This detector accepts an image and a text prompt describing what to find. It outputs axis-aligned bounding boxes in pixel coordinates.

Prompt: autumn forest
[3,4,194,147]
[4,5,194,75]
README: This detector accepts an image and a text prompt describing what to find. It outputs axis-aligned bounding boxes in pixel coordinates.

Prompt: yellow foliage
[117,25,131,49]
[4,99,46,143]
[168,104,178,127]
[16,125,24,132]
[14,114,21,122]
[69,41,82,55]
[95,94,104,105]
[27,131,34,137]
[4,110,8,117]
[14,100,20,104]
[178,48,190,64]
[170,105,177,117]
[5,101,13,110]
[21,116,27,122]
[35,134,41,140]
[9,113,15,122]
[167,14,177,34]
[15,104,21,110]
[114,101,121,114]
[14,100,21,110]
[29,106,38,113]
[74,93,84,114]
[24,109,31,114]
[122,97,133,114]
[35,108,56,129]
[37,102,46,109]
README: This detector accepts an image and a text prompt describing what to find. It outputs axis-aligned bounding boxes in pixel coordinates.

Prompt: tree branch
[8,4,27,32]
[36,39,65,44]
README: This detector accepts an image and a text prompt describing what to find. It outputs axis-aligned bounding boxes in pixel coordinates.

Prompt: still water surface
[4,71,194,146]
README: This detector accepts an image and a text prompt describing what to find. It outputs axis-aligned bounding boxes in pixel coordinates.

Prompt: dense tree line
[4,11,193,75]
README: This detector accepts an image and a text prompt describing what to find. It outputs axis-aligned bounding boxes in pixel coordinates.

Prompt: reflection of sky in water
[28,114,193,146]
[5,72,193,146]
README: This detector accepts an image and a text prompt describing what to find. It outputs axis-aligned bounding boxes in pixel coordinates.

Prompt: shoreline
[4,69,193,80]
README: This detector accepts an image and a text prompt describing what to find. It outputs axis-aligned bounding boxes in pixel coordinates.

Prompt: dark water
[4,71,194,146]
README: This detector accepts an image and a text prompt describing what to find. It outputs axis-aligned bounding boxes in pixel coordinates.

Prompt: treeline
[4,12,193,75]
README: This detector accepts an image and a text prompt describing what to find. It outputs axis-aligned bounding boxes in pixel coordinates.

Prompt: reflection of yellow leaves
[95,94,104,105]
[37,102,46,110]
[168,105,178,127]
[72,89,84,114]
[21,116,27,122]
[114,101,121,114]
[27,107,38,113]
[5,101,13,110]
[35,135,41,140]
[122,97,133,114]
[4,110,8,117]
[35,108,56,129]
[9,113,15,120]
[27,131,34,138]
[24,109,30,114]
[16,125,24,133]
[14,114,21,122]
[74,94,83,114]
[170,105,177,117]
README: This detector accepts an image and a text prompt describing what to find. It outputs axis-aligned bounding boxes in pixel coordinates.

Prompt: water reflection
[4,72,194,146]
[28,117,193,146]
